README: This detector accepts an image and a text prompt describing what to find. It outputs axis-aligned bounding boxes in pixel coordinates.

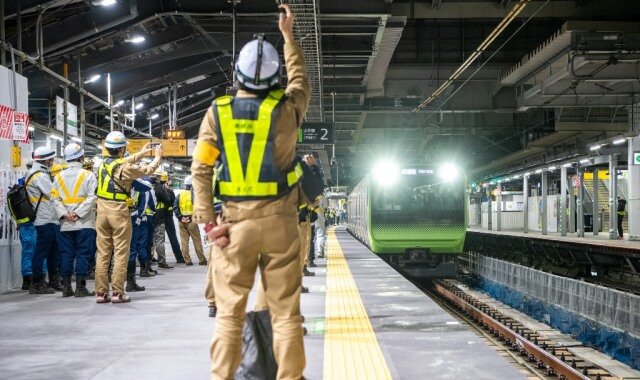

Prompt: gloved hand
[141,216,147,222]
[135,218,142,226]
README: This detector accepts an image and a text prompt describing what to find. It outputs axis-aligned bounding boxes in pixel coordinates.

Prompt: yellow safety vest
[179,190,193,216]
[54,171,87,205]
[214,89,302,201]
[97,157,129,202]
[27,172,49,204]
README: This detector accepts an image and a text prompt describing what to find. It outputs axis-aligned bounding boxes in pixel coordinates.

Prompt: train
[347,163,467,278]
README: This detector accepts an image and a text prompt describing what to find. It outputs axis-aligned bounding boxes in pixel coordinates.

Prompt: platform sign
[298,122,334,144]
[161,139,187,157]
[128,139,151,155]
[165,129,185,139]
[634,152,640,165]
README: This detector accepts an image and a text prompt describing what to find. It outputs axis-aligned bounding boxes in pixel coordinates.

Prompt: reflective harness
[54,171,88,205]
[97,157,129,202]
[179,189,194,216]
[214,89,302,201]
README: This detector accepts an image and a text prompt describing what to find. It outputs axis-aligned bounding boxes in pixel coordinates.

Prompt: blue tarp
[471,278,640,370]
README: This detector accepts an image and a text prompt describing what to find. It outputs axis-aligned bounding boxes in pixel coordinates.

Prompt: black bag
[7,172,43,225]
[298,158,325,202]
[236,310,278,380]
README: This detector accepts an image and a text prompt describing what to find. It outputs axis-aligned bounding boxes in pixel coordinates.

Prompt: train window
[372,174,464,212]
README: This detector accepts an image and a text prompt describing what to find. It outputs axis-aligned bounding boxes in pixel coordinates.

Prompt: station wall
[0,65,31,292]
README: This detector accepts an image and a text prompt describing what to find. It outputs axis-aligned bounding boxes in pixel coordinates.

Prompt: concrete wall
[0,65,30,292]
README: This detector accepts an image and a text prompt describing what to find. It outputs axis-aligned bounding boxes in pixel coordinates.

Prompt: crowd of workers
[12,4,332,378]
[15,139,213,302]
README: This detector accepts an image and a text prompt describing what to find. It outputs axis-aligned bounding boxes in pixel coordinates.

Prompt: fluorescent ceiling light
[579,159,590,164]
[49,134,63,141]
[613,138,626,145]
[589,144,602,151]
[524,172,530,176]
[100,0,117,6]
[562,163,572,167]
[84,74,101,84]
[150,113,159,120]
[126,35,146,44]
[135,103,144,110]
[548,166,556,171]
[114,100,124,107]
[71,137,83,143]
[534,169,542,173]
[28,127,35,132]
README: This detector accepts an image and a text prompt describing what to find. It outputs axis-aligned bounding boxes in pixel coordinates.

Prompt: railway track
[420,279,621,380]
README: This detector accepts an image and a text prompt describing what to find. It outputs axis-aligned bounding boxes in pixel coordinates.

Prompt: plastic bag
[236,310,278,380]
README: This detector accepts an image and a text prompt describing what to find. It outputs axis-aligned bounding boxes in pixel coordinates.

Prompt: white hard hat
[64,143,84,161]
[104,131,127,148]
[32,146,56,161]
[235,37,280,91]
[184,175,193,186]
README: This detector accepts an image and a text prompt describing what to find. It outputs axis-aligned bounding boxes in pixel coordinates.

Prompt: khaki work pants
[210,212,305,380]
[95,204,132,295]
[179,221,206,263]
[205,248,215,306]
[254,220,310,311]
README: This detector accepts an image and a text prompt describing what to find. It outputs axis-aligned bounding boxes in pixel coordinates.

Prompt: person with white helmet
[24,145,62,294]
[174,175,207,267]
[51,143,98,297]
[190,4,309,378]
[94,131,163,303]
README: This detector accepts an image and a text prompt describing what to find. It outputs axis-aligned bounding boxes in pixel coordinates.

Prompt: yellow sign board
[100,138,188,157]
[165,130,185,139]
[584,171,609,180]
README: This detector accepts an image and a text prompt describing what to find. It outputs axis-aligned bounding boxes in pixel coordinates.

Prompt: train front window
[372,172,464,212]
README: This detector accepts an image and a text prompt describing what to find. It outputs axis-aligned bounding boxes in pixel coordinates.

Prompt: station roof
[3,0,640,185]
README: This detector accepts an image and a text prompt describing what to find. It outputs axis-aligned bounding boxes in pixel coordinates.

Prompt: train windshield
[372,171,464,212]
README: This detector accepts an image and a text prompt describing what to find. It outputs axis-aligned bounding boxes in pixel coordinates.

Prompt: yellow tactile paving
[323,229,392,380]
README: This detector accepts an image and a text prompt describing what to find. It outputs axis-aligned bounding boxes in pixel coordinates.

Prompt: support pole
[541,171,548,235]
[523,175,529,233]
[1,0,5,67]
[577,167,585,237]
[78,59,85,149]
[560,165,568,236]
[496,182,502,231]
[63,85,69,146]
[487,186,492,231]
[16,5,22,74]
[609,154,618,239]
[569,171,576,233]
[593,168,599,235]
[108,73,113,131]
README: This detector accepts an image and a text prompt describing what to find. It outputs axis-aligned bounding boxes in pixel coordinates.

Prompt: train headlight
[372,160,399,186]
[438,163,459,182]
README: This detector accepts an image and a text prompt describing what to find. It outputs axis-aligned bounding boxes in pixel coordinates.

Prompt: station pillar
[609,155,618,240]
[593,168,599,235]
[629,102,640,241]
[487,186,492,231]
[577,167,585,237]
[496,182,502,231]
[523,175,529,233]
[560,165,568,236]
[541,171,548,235]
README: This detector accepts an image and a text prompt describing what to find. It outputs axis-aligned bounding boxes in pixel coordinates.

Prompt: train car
[347,163,467,278]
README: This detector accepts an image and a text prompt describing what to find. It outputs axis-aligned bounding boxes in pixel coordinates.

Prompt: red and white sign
[0,104,14,140]
[13,112,29,143]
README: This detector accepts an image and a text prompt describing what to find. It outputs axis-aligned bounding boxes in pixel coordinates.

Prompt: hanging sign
[56,96,78,137]
[298,122,334,144]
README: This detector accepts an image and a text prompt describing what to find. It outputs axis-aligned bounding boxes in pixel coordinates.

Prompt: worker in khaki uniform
[52,143,98,298]
[174,175,207,266]
[190,5,309,379]
[94,131,163,303]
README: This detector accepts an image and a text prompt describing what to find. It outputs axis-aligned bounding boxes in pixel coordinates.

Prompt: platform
[0,228,524,379]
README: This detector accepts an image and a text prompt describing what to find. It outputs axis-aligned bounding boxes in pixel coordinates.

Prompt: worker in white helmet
[190,4,309,378]
[51,143,98,298]
[174,175,207,267]
[94,131,163,303]
[21,146,61,294]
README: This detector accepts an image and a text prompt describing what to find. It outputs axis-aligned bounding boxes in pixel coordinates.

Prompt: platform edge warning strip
[322,229,392,380]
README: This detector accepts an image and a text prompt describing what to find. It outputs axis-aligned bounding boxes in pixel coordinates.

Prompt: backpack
[7,172,43,225]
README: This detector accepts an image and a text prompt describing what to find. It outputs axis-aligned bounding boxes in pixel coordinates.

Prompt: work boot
[209,304,217,318]
[185,261,194,266]
[150,257,158,263]
[111,292,131,303]
[198,259,208,266]
[176,259,186,264]
[29,276,55,295]
[47,274,63,292]
[140,266,155,277]
[145,261,158,275]
[308,260,317,268]
[303,265,315,277]
[158,261,173,269]
[61,276,74,297]
[21,275,32,291]
[75,277,95,297]
[96,292,111,304]
[126,275,145,292]
[301,285,309,294]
